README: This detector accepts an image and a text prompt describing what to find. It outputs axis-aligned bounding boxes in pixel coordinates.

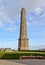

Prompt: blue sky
[0,0,45,50]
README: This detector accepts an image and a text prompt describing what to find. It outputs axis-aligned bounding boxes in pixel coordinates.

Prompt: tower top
[21,8,26,12]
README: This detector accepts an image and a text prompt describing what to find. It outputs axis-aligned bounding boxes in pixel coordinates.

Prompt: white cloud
[3,26,17,31]
[0,0,45,30]
[27,7,45,27]
[36,44,45,49]
[0,5,15,24]
[0,22,3,28]
[0,4,16,31]
[35,8,41,12]
[2,0,45,18]
[35,8,42,15]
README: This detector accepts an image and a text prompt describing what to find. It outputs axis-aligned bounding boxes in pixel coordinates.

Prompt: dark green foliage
[0,51,45,59]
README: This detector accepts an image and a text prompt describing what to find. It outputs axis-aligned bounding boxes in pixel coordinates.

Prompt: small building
[0,48,5,52]
[4,48,13,52]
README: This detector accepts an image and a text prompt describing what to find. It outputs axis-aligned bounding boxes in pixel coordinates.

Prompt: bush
[0,51,45,59]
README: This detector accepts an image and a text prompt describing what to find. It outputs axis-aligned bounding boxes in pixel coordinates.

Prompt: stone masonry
[18,8,29,50]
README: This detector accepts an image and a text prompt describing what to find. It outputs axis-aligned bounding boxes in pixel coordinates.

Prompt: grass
[0,51,45,59]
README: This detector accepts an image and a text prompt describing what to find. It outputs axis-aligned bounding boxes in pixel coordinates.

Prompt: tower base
[18,39,29,51]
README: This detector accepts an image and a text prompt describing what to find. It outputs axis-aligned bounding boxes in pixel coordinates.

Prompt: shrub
[0,51,45,59]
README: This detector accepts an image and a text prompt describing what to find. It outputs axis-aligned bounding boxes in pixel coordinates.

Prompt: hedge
[0,52,45,59]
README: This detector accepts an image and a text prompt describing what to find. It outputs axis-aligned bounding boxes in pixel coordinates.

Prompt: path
[0,59,45,65]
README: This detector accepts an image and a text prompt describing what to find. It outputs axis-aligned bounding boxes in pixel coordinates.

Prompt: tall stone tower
[18,8,29,50]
